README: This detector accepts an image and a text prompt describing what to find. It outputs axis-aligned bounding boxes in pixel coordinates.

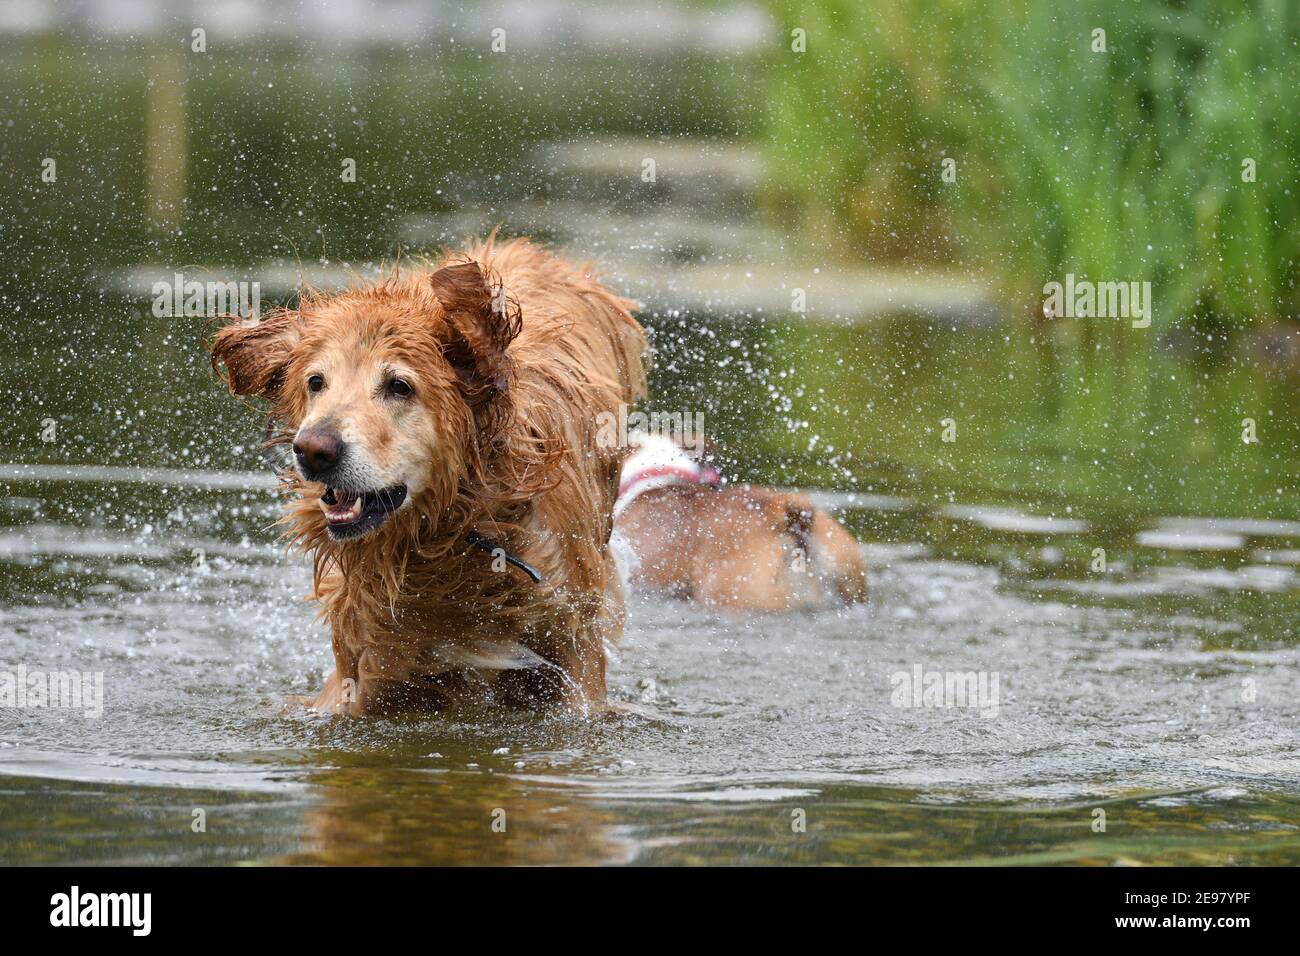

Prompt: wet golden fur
[209,237,646,715]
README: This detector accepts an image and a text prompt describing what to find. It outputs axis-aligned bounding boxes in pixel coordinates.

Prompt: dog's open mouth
[318,484,408,539]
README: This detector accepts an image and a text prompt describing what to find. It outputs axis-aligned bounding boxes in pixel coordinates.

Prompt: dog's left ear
[429,261,520,406]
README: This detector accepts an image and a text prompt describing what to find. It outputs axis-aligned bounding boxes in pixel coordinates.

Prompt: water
[3,436,1298,864]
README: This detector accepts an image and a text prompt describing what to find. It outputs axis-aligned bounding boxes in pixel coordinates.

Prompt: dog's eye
[307,374,325,394]
[386,378,413,399]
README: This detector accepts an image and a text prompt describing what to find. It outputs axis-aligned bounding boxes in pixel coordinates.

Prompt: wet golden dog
[209,237,646,715]
[614,434,867,611]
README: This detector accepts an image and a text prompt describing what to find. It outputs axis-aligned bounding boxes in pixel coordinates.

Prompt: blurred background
[2,0,1297,522]
[2,0,1300,867]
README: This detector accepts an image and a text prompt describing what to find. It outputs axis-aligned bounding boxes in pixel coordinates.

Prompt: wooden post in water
[144,38,186,234]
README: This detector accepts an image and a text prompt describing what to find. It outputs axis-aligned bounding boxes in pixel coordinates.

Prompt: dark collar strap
[465,531,544,584]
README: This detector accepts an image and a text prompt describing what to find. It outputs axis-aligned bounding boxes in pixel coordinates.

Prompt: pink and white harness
[614,433,721,521]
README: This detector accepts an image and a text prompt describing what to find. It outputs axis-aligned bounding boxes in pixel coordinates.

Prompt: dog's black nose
[293,428,343,479]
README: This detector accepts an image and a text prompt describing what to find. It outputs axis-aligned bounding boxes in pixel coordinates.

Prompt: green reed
[762,0,1300,330]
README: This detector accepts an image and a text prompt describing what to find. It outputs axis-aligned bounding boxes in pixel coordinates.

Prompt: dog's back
[464,237,646,593]
[617,483,868,612]
[419,237,648,705]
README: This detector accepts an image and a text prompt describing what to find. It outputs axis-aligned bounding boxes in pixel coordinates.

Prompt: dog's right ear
[208,311,300,401]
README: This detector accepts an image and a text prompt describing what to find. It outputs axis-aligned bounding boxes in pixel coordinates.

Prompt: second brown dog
[614,434,867,611]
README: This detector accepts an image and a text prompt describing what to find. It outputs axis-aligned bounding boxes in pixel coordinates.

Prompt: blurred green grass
[762,0,1300,330]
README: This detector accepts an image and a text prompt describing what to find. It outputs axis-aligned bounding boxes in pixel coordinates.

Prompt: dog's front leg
[311,644,363,716]
[550,617,614,715]
[311,670,352,716]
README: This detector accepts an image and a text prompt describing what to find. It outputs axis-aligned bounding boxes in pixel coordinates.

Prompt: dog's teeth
[319,492,365,523]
